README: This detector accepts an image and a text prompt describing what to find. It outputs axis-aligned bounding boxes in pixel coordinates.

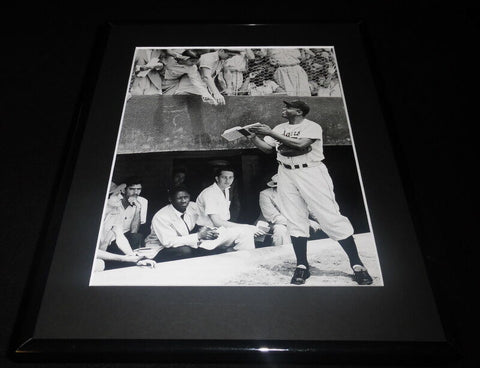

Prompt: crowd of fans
[128,48,341,103]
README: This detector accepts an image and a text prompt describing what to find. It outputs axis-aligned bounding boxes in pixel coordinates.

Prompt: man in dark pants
[144,185,254,262]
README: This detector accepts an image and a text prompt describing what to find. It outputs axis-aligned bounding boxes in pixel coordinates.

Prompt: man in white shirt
[145,185,255,262]
[196,167,264,241]
[95,182,155,271]
[120,176,148,249]
[199,49,243,105]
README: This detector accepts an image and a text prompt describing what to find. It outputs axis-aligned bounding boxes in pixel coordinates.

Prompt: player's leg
[198,226,255,251]
[272,224,291,246]
[337,236,372,285]
[277,167,311,284]
[298,164,372,284]
[297,164,353,240]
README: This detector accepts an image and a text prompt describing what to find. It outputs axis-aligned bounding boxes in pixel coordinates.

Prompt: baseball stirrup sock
[338,236,363,268]
[291,236,308,267]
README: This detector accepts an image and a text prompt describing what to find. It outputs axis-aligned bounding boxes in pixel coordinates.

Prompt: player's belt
[278,161,308,169]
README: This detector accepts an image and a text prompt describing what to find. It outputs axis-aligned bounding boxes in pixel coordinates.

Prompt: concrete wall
[118,95,351,154]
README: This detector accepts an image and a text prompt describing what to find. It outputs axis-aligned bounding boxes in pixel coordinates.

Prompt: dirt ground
[90,232,383,287]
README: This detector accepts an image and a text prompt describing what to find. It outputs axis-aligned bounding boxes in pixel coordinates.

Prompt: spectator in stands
[93,182,155,271]
[222,49,255,95]
[160,49,217,105]
[130,49,164,95]
[144,185,256,262]
[262,48,312,96]
[199,49,244,105]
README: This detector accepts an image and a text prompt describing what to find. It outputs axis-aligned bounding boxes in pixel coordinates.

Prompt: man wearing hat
[258,174,322,247]
[257,174,290,247]
[248,100,373,285]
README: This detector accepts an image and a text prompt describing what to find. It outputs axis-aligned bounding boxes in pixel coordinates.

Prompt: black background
[1,1,475,367]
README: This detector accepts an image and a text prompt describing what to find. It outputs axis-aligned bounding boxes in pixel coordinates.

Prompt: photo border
[9,22,455,364]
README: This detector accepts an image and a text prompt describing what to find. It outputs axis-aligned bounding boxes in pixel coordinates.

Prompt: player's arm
[111,226,136,255]
[208,214,239,228]
[209,215,265,237]
[96,249,140,263]
[247,134,275,154]
[250,124,314,149]
[199,66,225,105]
[259,191,281,223]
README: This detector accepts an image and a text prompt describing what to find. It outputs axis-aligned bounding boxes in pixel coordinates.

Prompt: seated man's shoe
[290,265,310,285]
[352,265,373,285]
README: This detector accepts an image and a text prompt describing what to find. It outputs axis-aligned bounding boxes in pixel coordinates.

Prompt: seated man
[258,174,323,247]
[94,182,155,271]
[144,185,255,262]
[120,176,148,249]
[196,166,264,240]
[257,174,291,247]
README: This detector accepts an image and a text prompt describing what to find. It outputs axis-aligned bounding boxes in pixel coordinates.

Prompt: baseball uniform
[263,119,354,240]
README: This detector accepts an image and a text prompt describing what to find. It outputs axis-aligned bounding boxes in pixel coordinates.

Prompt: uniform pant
[277,163,354,240]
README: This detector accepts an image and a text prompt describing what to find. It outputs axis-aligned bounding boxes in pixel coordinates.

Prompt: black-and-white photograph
[88,46,384,287]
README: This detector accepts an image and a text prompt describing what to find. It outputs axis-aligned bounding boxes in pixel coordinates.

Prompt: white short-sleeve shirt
[199,51,223,78]
[121,196,148,233]
[196,183,231,227]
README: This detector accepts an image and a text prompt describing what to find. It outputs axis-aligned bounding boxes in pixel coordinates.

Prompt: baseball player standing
[248,100,373,285]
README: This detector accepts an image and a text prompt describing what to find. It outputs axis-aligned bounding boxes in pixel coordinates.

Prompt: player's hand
[253,228,266,237]
[128,197,142,209]
[274,215,288,226]
[309,219,321,232]
[249,124,272,136]
[123,254,141,263]
[246,225,266,238]
[213,92,225,105]
[137,259,156,268]
[198,227,219,240]
[202,95,218,105]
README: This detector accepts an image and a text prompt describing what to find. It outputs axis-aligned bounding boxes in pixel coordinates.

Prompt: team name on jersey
[282,129,300,138]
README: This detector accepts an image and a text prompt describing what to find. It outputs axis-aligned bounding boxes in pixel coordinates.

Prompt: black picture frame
[9,22,457,364]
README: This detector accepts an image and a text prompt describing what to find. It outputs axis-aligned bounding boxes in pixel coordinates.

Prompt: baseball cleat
[352,265,373,285]
[290,266,311,285]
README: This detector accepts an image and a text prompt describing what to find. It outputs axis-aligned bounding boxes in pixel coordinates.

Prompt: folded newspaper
[221,122,263,141]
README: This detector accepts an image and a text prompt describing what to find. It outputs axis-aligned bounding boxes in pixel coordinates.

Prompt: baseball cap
[283,100,310,116]
[267,174,278,188]
[109,182,126,195]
